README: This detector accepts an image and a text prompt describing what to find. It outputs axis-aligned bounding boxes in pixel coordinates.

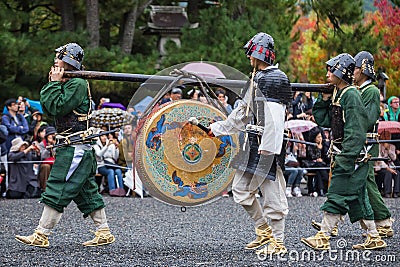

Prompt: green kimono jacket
[39,78,104,216]
[360,83,380,134]
[40,78,90,117]
[360,83,391,220]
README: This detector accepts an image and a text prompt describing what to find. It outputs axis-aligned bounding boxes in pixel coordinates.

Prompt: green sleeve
[361,85,380,132]
[40,78,89,117]
[335,87,368,163]
[312,94,332,128]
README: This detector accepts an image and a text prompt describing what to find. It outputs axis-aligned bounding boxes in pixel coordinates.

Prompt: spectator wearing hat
[6,137,41,199]
[383,96,400,122]
[38,126,57,191]
[28,109,47,142]
[159,86,184,105]
[171,87,183,101]
[1,98,29,152]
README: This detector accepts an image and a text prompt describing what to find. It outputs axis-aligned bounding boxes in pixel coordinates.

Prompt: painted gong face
[135,100,238,206]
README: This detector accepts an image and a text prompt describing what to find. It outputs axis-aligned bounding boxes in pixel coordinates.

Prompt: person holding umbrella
[15,43,115,248]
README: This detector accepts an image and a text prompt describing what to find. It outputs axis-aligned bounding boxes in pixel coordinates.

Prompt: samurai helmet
[244,32,275,65]
[243,32,266,52]
[354,51,376,81]
[329,53,355,85]
[55,43,84,70]
[325,53,346,69]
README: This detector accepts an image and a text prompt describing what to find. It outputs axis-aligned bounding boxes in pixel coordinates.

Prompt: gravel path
[1,196,399,266]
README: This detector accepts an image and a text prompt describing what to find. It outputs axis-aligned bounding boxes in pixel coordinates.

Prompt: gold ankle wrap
[301,231,330,250]
[352,234,387,250]
[245,224,273,250]
[83,228,115,247]
[15,230,49,248]
[256,238,287,255]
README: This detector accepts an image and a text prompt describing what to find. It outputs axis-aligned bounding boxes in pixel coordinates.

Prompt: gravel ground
[1,195,399,267]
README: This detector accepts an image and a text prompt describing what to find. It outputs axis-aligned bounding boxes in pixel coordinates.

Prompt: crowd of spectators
[283,92,400,198]
[0,96,138,199]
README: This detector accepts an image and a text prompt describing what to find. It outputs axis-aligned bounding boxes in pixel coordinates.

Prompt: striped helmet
[354,51,376,81]
[329,53,355,84]
[55,43,84,70]
[244,33,275,65]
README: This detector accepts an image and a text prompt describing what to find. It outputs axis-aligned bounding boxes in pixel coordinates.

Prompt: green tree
[163,0,299,75]
[301,0,363,32]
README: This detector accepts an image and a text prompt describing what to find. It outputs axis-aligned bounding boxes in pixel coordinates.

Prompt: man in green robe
[312,51,394,238]
[354,51,393,237]
[301,53,386,250]
[15,43,115,248]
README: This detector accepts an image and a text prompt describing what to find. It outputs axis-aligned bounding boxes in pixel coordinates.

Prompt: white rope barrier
[286,166,400,171]
[2,161,399,171]
[0,161,131,170]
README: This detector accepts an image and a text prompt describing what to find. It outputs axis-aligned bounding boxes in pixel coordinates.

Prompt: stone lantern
[142,5,198,68]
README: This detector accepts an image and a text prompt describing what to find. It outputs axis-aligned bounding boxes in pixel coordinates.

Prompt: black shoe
[393,193,399,198]
[384,194,392,198]
[319,190,325,197]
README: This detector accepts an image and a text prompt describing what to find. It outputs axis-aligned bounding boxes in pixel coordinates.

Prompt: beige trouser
[375,218,393,227]
[322,212,379,237]
[90,208,109,230]
[36,205,109,235]
[36,205,63,235]
[232,166,288,240]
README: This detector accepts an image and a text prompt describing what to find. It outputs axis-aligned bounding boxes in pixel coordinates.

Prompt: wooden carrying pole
[63,70,334,93]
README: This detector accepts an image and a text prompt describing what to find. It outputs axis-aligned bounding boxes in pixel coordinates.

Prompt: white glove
[188,117,199,125]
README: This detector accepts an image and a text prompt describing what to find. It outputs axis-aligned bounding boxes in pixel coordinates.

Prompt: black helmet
[354,51,375,81]
[243,32,266,52]
[55,43,84,70]
[244,32,275,65]
[325,53,346,69]
[330,53,355,85]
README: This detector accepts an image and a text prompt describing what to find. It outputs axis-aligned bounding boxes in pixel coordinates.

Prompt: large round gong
[135,100,238,206]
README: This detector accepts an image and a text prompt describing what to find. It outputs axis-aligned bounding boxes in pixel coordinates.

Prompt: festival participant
[301,53,386,250]
[15,43,115,248]
[312,51,395,238]
[203,32,292,255]
[354,51,394,236]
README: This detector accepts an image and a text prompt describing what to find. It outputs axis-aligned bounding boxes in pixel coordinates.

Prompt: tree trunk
[187,0,200,23]
[120,0,153,54]
[86,0,100,48]
[19,1,30,33]
[120,2,138,54]
[60,0,75,31]
[100,20,111,49]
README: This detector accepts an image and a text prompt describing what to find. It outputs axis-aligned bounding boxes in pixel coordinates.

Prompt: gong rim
[135,100,238,206]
